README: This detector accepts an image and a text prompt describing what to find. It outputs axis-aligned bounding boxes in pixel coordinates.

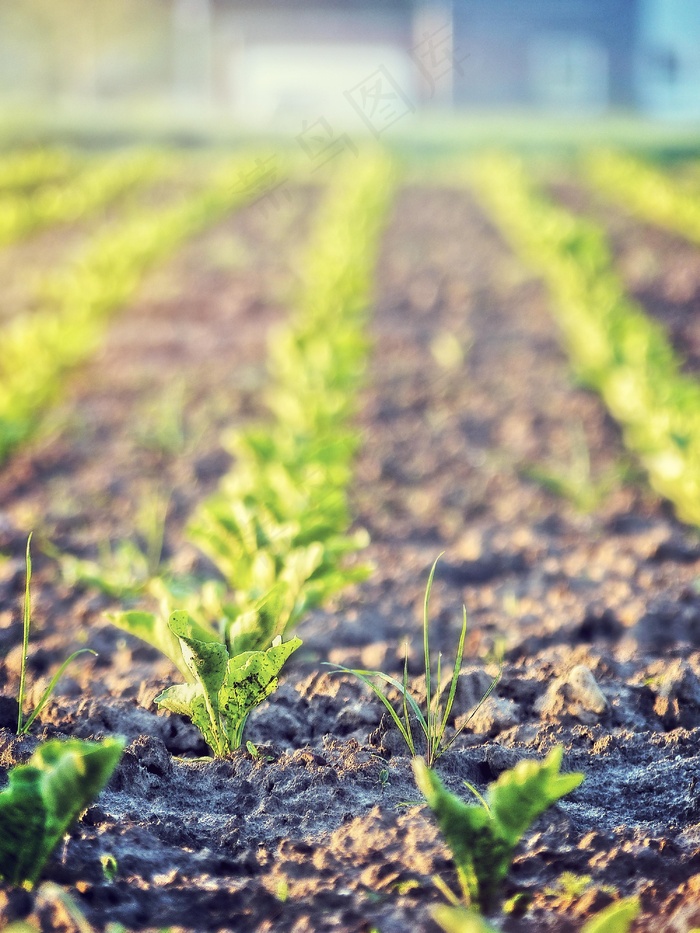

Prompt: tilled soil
[1,182,700,933]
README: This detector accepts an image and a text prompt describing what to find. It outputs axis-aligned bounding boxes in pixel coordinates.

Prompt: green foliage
[100,854,118,883]
[433,907,499,933]
[432,897,639,933]
[413,746,584,913]
[580,897,640,933]
[16,535,96,736]
[0,147,79,193]
[331,555,500,767]
[154,611,301,756]
[0,737,124,888]
[0,148,166,246]
[586,150,700,245]
[473,152,700,528]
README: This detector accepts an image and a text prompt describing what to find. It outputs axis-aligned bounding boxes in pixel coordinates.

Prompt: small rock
[536,665,608,724]
[568,665,608,714]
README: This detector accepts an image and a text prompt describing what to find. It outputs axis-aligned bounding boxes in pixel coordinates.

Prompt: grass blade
[16,534,32,735]
[20,649,98,735]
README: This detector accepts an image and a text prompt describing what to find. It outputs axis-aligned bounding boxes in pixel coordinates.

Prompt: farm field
[1,145,700,933]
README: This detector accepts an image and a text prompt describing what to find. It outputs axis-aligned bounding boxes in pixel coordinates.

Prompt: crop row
[472,152,700,527]
[109,153,396,757]
[585,150,700,245]
[0,148,168,247]
[0,153,276,464]
[0,147,80,193]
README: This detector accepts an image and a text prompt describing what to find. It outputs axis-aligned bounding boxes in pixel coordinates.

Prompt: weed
[100,854,118,883]
[17,535,96,736]
[330,555,500,767]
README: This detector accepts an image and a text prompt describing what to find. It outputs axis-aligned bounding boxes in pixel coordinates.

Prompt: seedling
[153,610,301,757]
[0,737,124,888]
[520,422,614,514]
[330,556,500,767]
[432,899,639,933]
[17,535,96,736]
[100,854,118,883]
[413,746,584,913]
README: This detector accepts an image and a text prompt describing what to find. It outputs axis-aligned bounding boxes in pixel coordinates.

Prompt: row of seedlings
[0,152,282,464]
[0,148,168,247]
[585,150,700,245]
[109,153,397,757]
[0,147,80,193]
[471,152,700,526]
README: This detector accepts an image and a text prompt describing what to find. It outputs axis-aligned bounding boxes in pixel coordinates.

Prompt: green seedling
[580,897,640,933]
[433,907,498,933]
[100,853,118,883]
[413,746,584,913]
[0,737,124,889]
[519,420,624,514]
[330,555,500,767]
[153,610,301,757]
[17,535,96,736]
[432,897,639,933]
[60,489,170,599]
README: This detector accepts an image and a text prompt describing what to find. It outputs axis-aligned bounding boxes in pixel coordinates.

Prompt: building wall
[452,0,639,110]
[209,1,416,127]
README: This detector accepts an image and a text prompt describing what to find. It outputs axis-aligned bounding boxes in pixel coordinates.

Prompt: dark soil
[1,182,700,933]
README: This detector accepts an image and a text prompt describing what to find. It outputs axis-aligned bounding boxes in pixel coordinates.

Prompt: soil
[1,179,700,933]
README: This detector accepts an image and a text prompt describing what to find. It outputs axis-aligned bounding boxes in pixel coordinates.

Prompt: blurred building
[176,0,700,123]
[1,0,700,124]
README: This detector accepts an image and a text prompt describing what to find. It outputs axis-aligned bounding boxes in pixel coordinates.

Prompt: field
[1,142,700,933]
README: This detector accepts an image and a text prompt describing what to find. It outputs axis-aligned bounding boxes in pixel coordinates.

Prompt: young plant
[153,610,301,757]
[330,555,500,767]
[432,897,639,933]
[0,737,124,889]
[17,536,96,736]
[413,746,584,913]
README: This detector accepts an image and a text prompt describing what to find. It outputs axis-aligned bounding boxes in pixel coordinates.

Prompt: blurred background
[1,0,700,146]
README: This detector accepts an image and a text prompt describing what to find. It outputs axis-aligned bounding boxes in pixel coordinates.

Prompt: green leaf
[432,906,499,933]
[0,737,124,888]
[581,897,641,933]
[413,757,502,910]
[220,636,302,749]
[488,746,584,848]
[107,610,192,681]
[168,611,228,696]
[413,747,584,913]
[155,683,223,757]
[0,766,46,886]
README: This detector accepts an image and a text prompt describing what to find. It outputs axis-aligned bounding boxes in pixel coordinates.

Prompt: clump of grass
[330,555,500,767]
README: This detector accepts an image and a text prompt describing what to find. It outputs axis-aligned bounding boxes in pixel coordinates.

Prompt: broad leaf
[581,897,640,933]
[220,636,302,749]
[155,683,223,757]
[488,746,584,847]
[107,610,191,681]
[414,747,583,912]
[0,737,124,888]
